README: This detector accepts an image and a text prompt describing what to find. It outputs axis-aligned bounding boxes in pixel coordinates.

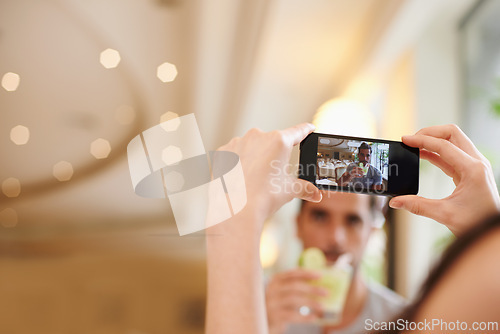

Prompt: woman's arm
[411,224,500,333]
[206,208,268,334]
[205,124,322,334]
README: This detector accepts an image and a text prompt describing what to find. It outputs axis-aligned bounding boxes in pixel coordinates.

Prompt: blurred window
[461,0,500,192]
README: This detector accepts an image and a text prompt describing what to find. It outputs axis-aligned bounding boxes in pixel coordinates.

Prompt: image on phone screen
[316,137,389,192]
[299,133,419,196]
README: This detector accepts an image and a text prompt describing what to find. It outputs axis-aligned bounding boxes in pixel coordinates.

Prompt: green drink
[299,248,353,325]
[360,162,369,176]
[313,263,352,324]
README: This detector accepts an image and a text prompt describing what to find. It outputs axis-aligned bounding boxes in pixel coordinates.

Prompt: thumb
[290,179,322,203]
[389,195,444,222]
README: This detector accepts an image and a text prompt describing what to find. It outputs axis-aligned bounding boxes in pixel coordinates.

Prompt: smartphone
[299,132,419,196]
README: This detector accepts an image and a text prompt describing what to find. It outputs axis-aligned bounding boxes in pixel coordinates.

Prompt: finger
[419,149,456,179]
[274,294,324,313]
[286,314,319,324]
[389,195,447,222]
[289,178,322,203]
[273,281,329,299]
[280,123,315,147]
[402,134,473,174]
[279,308,322,324]
[415,124,482,159]
[268,308,321,326]
[273,269,322,281]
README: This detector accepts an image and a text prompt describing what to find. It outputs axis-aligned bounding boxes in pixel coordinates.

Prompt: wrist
[206,204,266,248]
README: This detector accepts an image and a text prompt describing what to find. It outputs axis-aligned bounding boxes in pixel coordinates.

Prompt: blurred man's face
[296,191,374,270]
[358,149,371,164]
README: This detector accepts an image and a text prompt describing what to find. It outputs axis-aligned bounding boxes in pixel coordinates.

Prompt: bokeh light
[313,98,376,137]
[2,178,21,198]
[162,145,182,166]
[100,48,121,69]
[164,171,184,193]
[1,72,20,91]
[260,227,279,268]
[157,62,178,82]
[90,138,112,159]
[53,161,74,181]
[10,125,30,145]
[0,208,18,228]
[160,111,180,131]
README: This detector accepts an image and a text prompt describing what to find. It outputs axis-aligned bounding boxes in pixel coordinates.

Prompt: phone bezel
[299,132,419,196]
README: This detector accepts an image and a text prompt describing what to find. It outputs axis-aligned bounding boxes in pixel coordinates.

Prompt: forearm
[205,208,268,334]
[204,123,320,333]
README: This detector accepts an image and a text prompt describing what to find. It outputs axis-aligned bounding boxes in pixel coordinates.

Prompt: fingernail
[308,123,316,130]
[389,199,402,209]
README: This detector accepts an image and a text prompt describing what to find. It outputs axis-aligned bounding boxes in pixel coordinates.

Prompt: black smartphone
[299,132,419,196]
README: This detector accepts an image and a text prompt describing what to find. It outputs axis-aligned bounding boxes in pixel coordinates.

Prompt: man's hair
[299,195,388,228]
[358,142,372,153]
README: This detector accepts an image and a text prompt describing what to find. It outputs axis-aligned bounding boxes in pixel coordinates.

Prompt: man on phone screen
[265,191,406,334]
[338,142,383,191]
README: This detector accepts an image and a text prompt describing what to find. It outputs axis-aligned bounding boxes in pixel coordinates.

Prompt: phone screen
[299,133,419,196]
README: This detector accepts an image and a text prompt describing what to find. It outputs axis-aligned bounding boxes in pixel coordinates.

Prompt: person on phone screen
[265,192,406,334]
[338,142,383,191]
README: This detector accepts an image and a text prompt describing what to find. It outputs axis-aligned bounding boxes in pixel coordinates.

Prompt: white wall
[400,0,475,299]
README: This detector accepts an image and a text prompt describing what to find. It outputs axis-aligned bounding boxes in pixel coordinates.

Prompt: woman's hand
[216,123,322,231]
[389,124,500,235]
[266,269,326,334]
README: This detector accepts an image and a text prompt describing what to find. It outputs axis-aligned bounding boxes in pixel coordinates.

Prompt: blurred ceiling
[1,0,456,240]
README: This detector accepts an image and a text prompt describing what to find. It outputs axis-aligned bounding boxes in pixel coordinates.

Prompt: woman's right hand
[389,124,500,235]
[265,269,326,334]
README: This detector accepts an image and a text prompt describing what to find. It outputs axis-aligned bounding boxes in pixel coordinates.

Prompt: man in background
[265,191,405,334]
[338,142,383,191]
